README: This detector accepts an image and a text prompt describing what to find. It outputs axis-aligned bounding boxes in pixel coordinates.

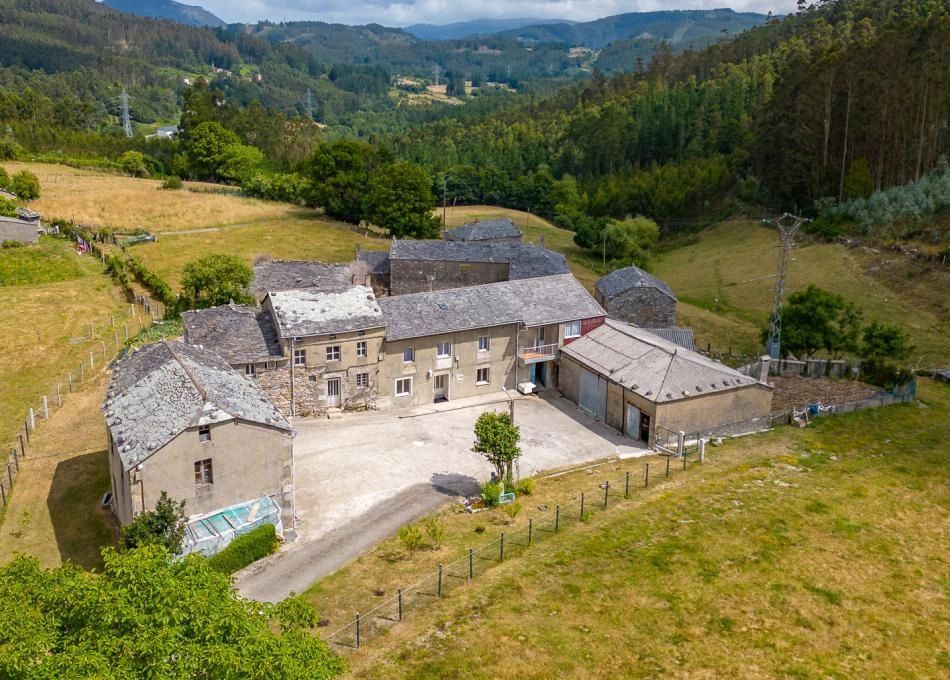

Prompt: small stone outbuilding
[182,303,286,377]
[559,320,772,445]
[0,216,39,245]
[595,265,676,328]
[103,341,294,529]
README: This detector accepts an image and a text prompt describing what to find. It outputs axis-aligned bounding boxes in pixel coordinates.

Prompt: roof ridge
[165,342,210,404]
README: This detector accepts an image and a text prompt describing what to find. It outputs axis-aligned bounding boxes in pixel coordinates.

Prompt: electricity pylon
[764,212,805,359]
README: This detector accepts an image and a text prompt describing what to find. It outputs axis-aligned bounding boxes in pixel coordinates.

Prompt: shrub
[423,515,445,549]
[2,240,24,249]
[10,170,40,199]
[161,176,183,190]
[206,524,279,574]
[480,480,503,508]
[398,524,425,554]
[515,478,535,495]
[502,501,522,523]
[474,525,486,534]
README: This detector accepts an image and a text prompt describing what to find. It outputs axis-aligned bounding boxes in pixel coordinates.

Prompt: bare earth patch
[769,375,881,413]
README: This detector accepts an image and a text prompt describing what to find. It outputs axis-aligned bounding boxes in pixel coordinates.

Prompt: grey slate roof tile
[560,319,762,404]
[103,341,290,471]
[182,303,284,365]
[595,265,676,301]
[644,327,696,352]
[267,286,385,338]
[378,274,604,341]
[355,249,391,275]
[252,259,352,296]
[389,240,568,279]
[444,218,522,241]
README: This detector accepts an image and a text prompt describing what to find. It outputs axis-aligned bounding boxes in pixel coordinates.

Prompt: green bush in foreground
[207,523,279,574]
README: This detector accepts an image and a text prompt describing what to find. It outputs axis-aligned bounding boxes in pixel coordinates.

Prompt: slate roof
[267,286,385,338]
[389,240,569,279]
[182,303,284,365]
[645,327,696,352]
[560,319,763,404]
[103,341,290,471]
[595,265,676,301]
[378,274,604,341]
[251,259,351,296]
[444,218,522,241]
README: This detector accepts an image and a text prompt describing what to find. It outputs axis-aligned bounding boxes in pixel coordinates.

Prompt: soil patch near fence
[770,375,880,413]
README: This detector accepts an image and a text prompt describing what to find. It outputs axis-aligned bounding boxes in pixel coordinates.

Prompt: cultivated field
[313,380,950,678]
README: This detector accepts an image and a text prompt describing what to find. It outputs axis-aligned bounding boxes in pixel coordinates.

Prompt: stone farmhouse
[559,319,772,444]
[443,218,524,244]
[595,265,677,328]
[181,303,286,377]
[251,258,352,301]
[103,341,295,529]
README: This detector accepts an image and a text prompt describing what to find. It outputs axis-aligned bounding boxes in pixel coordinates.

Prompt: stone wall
[390,258,509,296]
[596,288,676,328]
[255,366,377,417]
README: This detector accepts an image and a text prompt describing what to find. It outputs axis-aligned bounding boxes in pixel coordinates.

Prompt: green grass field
[315,380,950,678]
[0,236,85,286]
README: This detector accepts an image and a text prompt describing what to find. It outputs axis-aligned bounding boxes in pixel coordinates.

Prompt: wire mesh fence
[0,298,157,510]
[321,451,703,649]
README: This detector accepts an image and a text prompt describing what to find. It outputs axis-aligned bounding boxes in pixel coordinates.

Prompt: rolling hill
[101,0,225,27]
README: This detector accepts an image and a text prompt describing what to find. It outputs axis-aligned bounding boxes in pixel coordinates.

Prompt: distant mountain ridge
[102,0,225,28]
[404,18,575,41]
[500,8,768,49]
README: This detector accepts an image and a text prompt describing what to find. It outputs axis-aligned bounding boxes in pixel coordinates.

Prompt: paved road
[234,392,642,602]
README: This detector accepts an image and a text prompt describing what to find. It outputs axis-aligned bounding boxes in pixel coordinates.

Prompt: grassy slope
[336,380,949,678]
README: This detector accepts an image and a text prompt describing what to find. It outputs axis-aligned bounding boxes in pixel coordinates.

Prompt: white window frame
[564,320,581,339]
[476,367,490,385]
[356,372,369,388]
[356,340,367,358]
[198,425,211,443]
[293,347,307,366]
[326,345,341,362]
[395,377,412,397]
[245,363,256,376]
[403,347,415,363]
[436,341,451,358]
[478,335,490,352]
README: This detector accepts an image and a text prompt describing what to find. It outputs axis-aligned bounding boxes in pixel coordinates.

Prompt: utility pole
[442,175,447,230]
[119,88,133,138]
[764,213,805,359]
[305,89,313,120]
[434,64,440,87]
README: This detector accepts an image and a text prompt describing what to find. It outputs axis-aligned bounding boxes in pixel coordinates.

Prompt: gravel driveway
[235,391,643,602]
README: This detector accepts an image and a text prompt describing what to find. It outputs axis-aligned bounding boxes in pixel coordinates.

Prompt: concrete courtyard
[235,391,644,602]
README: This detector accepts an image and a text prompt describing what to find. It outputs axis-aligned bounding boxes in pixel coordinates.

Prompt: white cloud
[196,1,799,27]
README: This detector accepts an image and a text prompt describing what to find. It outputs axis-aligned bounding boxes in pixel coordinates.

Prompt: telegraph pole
[764,212,805,359]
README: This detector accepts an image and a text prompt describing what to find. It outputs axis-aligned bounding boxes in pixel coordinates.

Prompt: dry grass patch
[337,380,949,679]
[0,373,114,570]
[9,162,295,232]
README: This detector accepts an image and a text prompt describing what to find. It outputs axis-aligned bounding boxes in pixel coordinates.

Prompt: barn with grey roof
[182,303,286,376]
[558,319,772,444]
[444,218,523,243]
[103,340,295,529]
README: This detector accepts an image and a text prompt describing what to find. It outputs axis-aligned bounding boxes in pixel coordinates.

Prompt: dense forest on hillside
[383,0,948,239]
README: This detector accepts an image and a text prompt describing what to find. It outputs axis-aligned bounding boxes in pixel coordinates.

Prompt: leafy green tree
[364,162,441,238]
[860,321,913,361]
[117,150,149,178]
[302,140,391,224]
[217,143,264,184]
[0,196,16,218]
[184,121,241,179]
[771,285,862,359]
[120,491,186,553]
[472,411,521,487]
[843,157,874,200]
[180,253,254,310]
[601,215,660,267]
[10,170,40,199]
[0,545,347,678]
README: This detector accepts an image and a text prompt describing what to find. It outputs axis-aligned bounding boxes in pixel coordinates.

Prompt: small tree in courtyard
[121,491,186,554]
[472,411,521,488]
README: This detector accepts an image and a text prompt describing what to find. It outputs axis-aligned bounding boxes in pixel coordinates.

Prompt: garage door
[579,369,607,421]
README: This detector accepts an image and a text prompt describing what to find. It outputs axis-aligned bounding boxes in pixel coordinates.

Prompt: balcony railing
[518,343,558,363]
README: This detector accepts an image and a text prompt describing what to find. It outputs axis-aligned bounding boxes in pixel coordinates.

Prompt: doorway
[326,378,341,407]
[434,373,448,402]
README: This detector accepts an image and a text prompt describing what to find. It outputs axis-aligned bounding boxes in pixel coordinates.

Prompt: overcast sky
[194,1,799,27]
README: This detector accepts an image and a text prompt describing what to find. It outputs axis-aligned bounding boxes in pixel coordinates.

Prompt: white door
[326,378,341,407]
[434,373,448,401]
[625,404,641,440]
